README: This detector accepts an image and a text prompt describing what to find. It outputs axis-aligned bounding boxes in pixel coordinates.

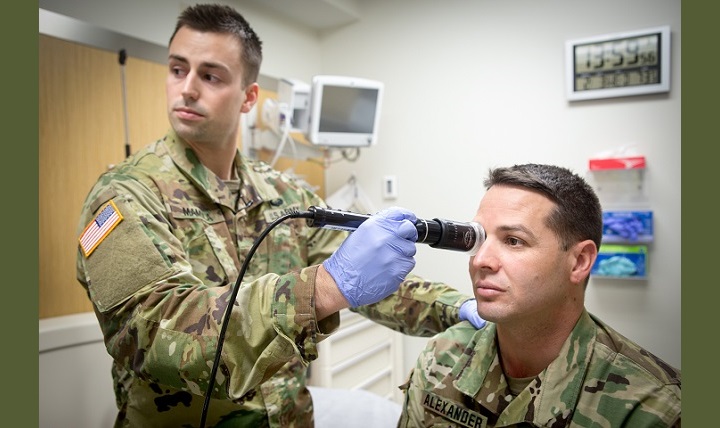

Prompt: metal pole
[118,49,131,158]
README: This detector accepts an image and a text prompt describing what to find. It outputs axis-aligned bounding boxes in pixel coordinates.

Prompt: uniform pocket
[82,197,175,312]
[203,225,239,281]
[169,197,239,287]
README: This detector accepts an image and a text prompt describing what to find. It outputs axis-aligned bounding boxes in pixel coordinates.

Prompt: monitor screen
[318,86,379,134]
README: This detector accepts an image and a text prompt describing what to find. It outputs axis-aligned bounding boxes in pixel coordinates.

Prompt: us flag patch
[79,200,124,257]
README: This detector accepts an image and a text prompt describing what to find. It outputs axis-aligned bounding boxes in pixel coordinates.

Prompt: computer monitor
[306,75,384,147]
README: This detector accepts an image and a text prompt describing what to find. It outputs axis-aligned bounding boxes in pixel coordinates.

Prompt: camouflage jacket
[398,310,681,427]
[76,130,470,428]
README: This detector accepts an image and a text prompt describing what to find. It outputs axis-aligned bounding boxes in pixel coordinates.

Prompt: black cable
[199,209,314,428]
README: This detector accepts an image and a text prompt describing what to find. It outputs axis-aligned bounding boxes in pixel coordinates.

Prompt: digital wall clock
[565,26,671,101]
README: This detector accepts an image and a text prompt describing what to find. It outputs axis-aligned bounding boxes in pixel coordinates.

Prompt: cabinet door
[39,35,167,318]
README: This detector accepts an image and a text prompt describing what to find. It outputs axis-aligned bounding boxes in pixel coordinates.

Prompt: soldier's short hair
[484,163,603,252]
[169,3,263,88]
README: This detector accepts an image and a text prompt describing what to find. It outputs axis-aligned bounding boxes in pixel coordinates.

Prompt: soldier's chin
[171,122,202,141]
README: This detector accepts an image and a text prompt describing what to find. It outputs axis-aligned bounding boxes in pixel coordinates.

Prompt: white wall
[39,0,681,374]
[318,0,681,373]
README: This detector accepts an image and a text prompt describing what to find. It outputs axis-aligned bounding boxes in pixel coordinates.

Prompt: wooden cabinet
[39,34,168,317]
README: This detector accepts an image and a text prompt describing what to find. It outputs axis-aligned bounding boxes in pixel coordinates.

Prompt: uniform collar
[161,130,282,210]
[455,310,597,426]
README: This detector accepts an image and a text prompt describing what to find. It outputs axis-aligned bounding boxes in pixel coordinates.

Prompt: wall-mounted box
[587,156,648,207]
[278,78,311,133]
[602,210,653,243]
[592,244,647,279]
[589,156,646,171]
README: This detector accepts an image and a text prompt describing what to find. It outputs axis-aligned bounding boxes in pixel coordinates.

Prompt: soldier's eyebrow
[168,54,229,74]
[499,224,535,238]
[168,54,188,64]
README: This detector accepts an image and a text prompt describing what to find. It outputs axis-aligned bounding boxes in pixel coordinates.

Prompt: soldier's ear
[241,83,259,113]
[569,240,596,285]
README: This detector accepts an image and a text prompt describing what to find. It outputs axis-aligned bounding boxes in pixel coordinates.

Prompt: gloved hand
[323,207,418,307]
[459,299,487,329]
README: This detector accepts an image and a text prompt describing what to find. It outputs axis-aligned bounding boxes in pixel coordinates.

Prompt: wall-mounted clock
[565,26,671,101]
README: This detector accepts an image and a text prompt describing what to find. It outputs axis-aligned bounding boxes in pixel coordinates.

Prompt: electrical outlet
[383,175,398,199]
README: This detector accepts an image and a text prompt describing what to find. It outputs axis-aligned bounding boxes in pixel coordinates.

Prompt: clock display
[565,26,670,101]
[574,33,660,91]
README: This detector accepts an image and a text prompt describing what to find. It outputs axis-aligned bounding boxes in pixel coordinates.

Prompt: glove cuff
[322,259,359,307]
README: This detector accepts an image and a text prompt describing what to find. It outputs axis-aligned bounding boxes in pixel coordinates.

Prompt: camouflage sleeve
[76,176,339,401]
[351,273,472,336]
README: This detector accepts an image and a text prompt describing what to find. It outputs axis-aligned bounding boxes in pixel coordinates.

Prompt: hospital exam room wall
[318,0,681,374]
[39,0,681,374]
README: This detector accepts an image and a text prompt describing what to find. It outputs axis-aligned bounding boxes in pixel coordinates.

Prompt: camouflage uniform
[76,130,470,428]
[398,310,681,427]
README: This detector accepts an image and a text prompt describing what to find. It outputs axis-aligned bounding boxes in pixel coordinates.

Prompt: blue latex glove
[459,299,487,329]
[323,207,418,307]
[605,217,644,241]
[597,255,638,276]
